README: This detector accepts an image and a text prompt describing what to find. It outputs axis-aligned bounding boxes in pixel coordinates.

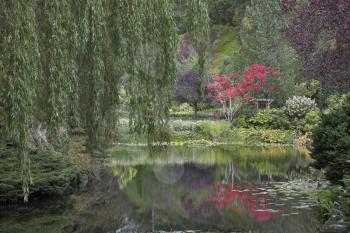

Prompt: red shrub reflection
[209,184,283,223]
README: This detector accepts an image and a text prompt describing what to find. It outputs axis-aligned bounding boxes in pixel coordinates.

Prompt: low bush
[303,109,321,132]
[170,120,201,132]
[312,93,350,183]
[248,108,290,130]
[198,120,231,142]
[171,103,193,114]
[232,115,249,128]
[260,130,286,144]
[286,96,317,119]
[0,148,77,202]
[246,129,290,144]
[315,176,350,222]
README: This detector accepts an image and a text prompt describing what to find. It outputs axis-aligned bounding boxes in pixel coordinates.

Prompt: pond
[0,145,322,233]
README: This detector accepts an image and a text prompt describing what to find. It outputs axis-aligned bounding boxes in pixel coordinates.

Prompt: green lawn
[211,25,241,72]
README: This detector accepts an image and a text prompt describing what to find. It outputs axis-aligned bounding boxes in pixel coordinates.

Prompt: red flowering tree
[206,64,279,121]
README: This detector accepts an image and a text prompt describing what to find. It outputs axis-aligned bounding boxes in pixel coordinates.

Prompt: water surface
[0,145,322,233]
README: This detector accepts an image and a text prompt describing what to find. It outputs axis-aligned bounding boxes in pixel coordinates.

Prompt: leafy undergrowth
[0,148,78,203]
[211,25,240,72]
[116,119,297,147]
[171,126,296,146]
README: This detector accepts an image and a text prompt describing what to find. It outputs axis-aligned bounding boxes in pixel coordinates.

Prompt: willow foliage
[81,0,107,150]
[36,0,74,149]
[0,0,40,202]
[118,0,178,144]
[0,0,210,200]
[186,0,210,96]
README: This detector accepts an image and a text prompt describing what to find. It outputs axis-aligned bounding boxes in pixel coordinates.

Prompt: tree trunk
[194,102,198,118]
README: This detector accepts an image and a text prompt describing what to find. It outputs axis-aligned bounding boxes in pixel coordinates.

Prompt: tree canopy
[0,0,210,201]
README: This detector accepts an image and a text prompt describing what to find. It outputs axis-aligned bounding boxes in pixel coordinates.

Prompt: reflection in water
[0,145,322,233]
[209,184,283,223]
[113,166,137,190]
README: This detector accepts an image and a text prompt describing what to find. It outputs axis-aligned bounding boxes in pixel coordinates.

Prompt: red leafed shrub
[206,64,279,121]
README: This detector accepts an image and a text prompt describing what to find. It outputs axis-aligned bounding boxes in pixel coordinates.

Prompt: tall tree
[239,0,301,105]
[175,70,201,116]
[284,0,350,94]
[186,0,210,99]
[81,0,107,150]
[0,0,210,200]
[118,0,178,144]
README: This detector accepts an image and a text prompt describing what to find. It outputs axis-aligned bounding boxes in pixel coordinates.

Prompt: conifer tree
[239,0,301,104]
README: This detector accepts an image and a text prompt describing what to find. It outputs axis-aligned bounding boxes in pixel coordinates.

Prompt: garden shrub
[232,115,249,128]
[294,80,321,99]
[198,120,231,141]
[172,103,193,114]
[312,93,350,183]
[315,176,350,222]
[249,110,273,127]
[260,130,286,144]
[249,108,290,130]
[170,120,201,132]
[324,94,346,113]
[303,109,321,132]
[0,148,77,202]
[247,129,287,144]
[153,126,172,144]
[285,96,317,119]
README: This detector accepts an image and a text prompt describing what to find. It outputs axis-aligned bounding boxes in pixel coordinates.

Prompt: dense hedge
[312,94,350,183]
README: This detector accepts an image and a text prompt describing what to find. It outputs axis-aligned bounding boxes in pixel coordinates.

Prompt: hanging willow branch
[186,0,210,97]
[36,0,73,149]
[0,0,40,202]
[82,0,107,150]
[0,0,211,201]
[117,0,178,144]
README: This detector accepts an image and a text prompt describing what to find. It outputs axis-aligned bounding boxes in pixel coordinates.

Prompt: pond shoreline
[0,133,312,203]
[1,144,324,233]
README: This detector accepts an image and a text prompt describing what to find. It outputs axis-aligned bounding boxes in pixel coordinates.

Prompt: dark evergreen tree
[312,94,350,183]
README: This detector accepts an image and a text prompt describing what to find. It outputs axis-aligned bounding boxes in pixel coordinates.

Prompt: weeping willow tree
[0,0,210,201]
[117,0,178,144]
[80,0,107,150]
[35,0,74,150]
[186,0,210,97]
[102,0,123,141]
[0,0,40,202]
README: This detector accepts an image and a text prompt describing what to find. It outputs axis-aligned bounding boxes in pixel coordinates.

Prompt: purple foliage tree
[284,0,350,93]
[175,70,201,116]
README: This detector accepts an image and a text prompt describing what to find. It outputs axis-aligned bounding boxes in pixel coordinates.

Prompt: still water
[0,145,322,233]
